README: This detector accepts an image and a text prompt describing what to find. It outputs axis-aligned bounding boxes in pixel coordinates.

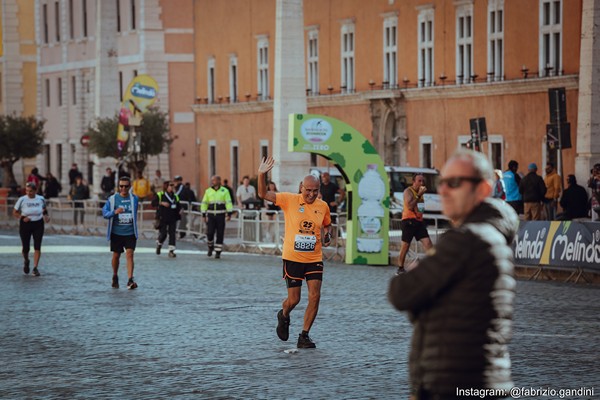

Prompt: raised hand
[258,156,275,174]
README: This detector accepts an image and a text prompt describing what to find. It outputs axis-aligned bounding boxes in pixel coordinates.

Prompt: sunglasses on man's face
[119,185,130,188]
[438,176,482,189]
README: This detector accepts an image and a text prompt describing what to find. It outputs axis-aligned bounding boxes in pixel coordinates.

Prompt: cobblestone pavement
[0,231,598,399]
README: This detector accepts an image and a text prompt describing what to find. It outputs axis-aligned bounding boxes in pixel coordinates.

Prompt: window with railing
[341,23,355,93]
[82,0,88,37]
[58,77,63,106]
[488,0,504,81]
[383,15,398,88]
[207,58,215,104]
[257,37,269,100]
[55,1,61,42]
[539,0,562,77]
[456,5,473,84]
[43,4,49,43]
[229,55,238,103]
[307,29,319,96]
[418,8,434,87]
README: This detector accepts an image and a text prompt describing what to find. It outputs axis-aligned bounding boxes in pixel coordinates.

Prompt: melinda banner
[513,220,600,271]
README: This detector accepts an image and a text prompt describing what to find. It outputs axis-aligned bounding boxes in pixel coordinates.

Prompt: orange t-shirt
[276,192,331,263]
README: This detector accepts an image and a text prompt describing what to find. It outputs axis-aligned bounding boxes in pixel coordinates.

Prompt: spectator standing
[152,169,165,193]
[100,168,116,199]
[153,180,182,258]
[236,176,257,208]
[492,170,506,199]
[559,175,589,220]
[588,163,600,221]
[26,168,46,195]
[44,172,62,199]
[102,176,139,289]
[263,181,281,241]
[201,175,233,259]
[223,179,235,206]
[174,176,197,238]
[519,163,547,221]
[132,170,152,201]
[319,171,345,224]
[69,175,90,226]
[388,150,518,399]
[69,163,81,186]
[544,162,562,220]
[503,160,523,214]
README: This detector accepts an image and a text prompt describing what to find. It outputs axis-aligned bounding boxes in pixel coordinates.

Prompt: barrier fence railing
[0,198,449,260]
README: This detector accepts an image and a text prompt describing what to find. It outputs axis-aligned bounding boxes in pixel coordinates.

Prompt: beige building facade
[0,0,38,185]
[191,0,593,192]
[34,0,195,194]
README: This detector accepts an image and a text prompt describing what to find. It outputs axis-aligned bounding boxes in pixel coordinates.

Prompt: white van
[385,166,441,217]
[309,165,440,217]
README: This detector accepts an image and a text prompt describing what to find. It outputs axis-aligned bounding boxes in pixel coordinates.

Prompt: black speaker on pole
[548,87,567,124]
[469,117,488,142]
[546,123,572,150]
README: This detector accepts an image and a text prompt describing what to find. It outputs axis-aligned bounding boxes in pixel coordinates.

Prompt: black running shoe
[32,267,40,277]
[297,333,316,349]
[207,248,213,257]
[215,252,221,259]
[156,244,161,255]
[395,266,406,275]
[276,309,290,341]
[23,259,30,275]
[168,250,176,258]
[112,275,119,288]
[127,278,138,290]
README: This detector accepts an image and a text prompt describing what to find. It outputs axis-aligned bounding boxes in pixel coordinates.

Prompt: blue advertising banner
[513,221,600,272]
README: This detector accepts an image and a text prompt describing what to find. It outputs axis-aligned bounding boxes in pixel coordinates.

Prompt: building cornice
[191,75,579,115]
[401,75,578,101]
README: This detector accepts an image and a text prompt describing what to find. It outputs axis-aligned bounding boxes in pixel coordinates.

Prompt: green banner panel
[289,114,390,265]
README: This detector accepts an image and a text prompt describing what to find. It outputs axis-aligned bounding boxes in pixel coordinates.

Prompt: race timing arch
[288,113,390,265]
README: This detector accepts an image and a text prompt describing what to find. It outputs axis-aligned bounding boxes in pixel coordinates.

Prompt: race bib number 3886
[294,234,317,252]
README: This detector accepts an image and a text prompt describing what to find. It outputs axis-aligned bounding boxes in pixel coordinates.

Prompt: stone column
[95,0,119,118]
[94,0,119,194]
[575,0,600,184]
[272,0,309,193]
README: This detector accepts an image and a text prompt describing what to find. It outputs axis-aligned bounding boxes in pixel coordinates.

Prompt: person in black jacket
[100,168,116,200]
[558,175,589,220]
[152,180,182,258]
[174,176,197,238]
[44,172,62,199]
[518,162,547,220]
[389,150,518,400]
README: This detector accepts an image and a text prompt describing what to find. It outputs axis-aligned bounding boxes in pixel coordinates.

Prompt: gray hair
[448,149,495,185]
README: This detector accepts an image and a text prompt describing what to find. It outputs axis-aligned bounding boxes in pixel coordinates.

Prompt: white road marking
[0,245,205,255]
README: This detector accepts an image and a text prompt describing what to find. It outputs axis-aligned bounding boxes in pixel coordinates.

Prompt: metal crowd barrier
[0,197,448,263]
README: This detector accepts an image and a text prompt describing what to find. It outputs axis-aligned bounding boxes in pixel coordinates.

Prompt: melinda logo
[301,119,333,143]
[130,83,157,99]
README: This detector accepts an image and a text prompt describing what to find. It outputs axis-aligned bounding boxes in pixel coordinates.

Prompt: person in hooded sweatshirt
[389,149,518,400]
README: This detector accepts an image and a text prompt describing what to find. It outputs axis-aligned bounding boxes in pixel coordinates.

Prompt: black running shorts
[282,259,323,288]
[401,218,429,243]
[110,233,137,253]
[19,219,44,252]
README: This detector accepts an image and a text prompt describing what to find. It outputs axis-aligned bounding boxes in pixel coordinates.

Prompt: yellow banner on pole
[117,74,159,153]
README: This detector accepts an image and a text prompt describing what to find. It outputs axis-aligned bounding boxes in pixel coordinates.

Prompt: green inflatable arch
[289,114,390,265]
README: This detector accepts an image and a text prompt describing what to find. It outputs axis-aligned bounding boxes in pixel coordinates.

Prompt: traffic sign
[80,134,91,147]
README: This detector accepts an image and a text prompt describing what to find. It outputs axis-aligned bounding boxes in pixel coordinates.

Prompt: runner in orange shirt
[258,156,332,349]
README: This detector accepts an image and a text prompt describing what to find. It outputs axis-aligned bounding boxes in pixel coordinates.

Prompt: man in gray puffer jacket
[389,149,519,400]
